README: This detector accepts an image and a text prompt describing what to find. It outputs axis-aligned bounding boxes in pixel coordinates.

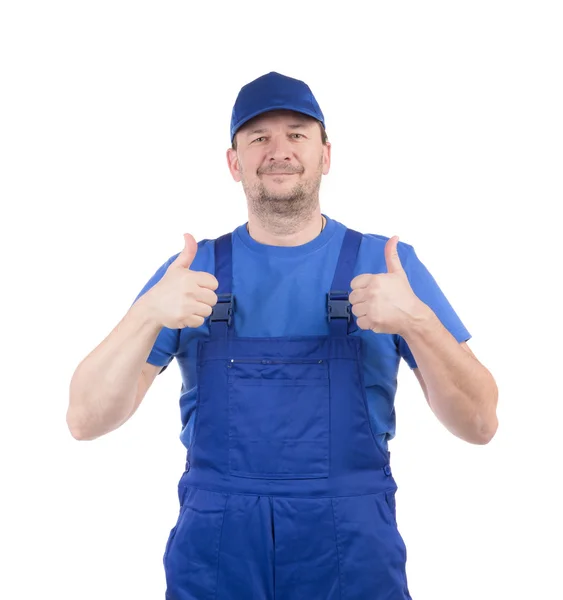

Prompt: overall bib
[164,228,412,600]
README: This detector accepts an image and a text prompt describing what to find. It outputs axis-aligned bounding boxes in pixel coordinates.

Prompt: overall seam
[355,342,390,465]
[213,493,229,600]
[331,498,346,600]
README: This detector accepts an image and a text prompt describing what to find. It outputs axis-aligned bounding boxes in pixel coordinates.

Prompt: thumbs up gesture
[349,236,423,335]
[145,234,219,329]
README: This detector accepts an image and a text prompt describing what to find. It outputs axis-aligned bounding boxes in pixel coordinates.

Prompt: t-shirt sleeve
[130,254,181,375]
[397,245,471,369]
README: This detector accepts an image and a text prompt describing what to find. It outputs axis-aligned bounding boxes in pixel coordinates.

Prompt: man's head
[226,73,331,230]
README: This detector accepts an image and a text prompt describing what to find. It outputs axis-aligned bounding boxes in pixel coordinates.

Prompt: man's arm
[349,236,497,445]
[67,296,165,441]
[412,342,475,402]
[407,312,498,445]
[414,341,476,400]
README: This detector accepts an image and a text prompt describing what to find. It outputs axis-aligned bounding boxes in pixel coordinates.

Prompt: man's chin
[258,187,301,203]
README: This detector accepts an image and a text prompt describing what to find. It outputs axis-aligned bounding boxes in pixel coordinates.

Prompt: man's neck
[246,214,325,247]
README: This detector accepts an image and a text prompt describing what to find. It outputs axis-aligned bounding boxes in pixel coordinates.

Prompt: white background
[1,1,562,598]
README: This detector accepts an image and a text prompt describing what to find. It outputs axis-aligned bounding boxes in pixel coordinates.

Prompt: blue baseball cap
[230,71,325,143]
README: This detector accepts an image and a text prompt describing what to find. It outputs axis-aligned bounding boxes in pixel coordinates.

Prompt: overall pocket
[162,479,189,566]
[227,358,330,479]
[332,493,410,599]
[164,486,227,599]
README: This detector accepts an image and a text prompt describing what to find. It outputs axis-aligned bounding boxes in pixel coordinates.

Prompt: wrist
[399,301,435,340]
[132,292,164,330]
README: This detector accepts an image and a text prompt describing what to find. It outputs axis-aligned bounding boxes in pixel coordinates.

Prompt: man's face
[226,110,331,224]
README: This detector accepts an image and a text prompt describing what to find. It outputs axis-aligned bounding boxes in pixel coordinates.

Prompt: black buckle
[210,293,234,326]
[327,291,351,322]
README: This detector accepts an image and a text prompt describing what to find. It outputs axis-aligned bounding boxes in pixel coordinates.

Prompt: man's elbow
[67,420,96,442]
[66,410,101,441]
[474,413,499,445]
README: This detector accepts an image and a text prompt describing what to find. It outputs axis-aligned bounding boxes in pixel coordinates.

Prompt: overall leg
[165,488,275,600]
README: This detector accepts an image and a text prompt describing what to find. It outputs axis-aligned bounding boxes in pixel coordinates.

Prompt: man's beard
[242,157,324,233]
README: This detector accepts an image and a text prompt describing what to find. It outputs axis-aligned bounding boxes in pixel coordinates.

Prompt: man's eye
[252,134,303,143]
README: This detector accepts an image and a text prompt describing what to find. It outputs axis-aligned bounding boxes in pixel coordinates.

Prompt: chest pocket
[227,358,330,479]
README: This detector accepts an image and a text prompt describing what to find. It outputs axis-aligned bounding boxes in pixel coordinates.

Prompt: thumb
[172,233,198,269]
[384,236,405,274]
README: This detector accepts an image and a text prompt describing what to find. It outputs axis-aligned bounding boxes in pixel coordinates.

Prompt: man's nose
[266,135,294,161]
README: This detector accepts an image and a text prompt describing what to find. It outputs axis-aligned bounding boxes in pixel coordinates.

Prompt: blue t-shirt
[132,214,471,452]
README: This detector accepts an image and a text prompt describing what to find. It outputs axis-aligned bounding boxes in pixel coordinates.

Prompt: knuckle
[186,315,203,328]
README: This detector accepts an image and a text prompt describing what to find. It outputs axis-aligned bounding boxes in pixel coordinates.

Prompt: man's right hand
[145,233,219,329]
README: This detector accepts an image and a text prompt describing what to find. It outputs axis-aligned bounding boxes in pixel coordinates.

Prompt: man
[67,71,498,599]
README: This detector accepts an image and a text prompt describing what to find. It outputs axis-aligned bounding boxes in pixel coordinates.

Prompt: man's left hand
[349,236,426,335]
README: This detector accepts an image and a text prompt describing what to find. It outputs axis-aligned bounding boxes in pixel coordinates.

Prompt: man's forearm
[67,296,164,440]
[400,304,499,444]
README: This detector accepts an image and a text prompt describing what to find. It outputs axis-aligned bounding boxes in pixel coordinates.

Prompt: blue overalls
[164,228,412,599]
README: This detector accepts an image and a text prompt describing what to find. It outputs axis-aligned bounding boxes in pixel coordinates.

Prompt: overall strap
[209,233,234,339]
[327,228,363,336]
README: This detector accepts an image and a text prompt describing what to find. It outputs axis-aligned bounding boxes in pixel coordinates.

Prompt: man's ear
[322,141,332,175]
[226,147,242,182]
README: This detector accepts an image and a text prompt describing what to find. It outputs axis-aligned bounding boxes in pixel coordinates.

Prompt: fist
[146,233,219,329]
[349,236,422,335]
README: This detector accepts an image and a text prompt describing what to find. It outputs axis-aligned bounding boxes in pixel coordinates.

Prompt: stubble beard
[242,156,324,234]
